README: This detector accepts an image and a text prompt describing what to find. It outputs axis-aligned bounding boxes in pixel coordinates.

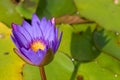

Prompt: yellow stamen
[30,41,45,52]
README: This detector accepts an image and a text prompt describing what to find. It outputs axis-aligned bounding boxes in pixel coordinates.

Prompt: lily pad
[58,24,73,56]
[74,0,120,32]
[16,0,39,19]
[36,0,76,19]
[78,53,120,80]
[0,22,24,80]
[0,0,23,26]
[94,28,120,61]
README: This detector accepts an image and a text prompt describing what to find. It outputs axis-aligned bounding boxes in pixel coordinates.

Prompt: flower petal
[35,49,46,65]
[54,32,63,53]
[55,28,58,41]
[22,20,34,39]
[51,18,55,25]
[40,17,52,35]
[12,24,32,43]
[44,24,55,41]
[12,30,29,48]
[20,48,45,66]
[40,17,47,32]
[11,35,20,49]
[48,41,56,53]
[39,18,54,39]
[32,14,43,39]
[13,48,33,64]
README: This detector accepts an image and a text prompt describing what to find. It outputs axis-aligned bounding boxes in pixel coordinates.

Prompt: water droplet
[71,58,75,62]
[114,74,118,78]
[115,32,120,36]
[76,12,80,14]
[0,33,5,39]
[114,0,119,4]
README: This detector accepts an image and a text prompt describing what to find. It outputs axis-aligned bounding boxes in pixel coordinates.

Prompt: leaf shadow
[70,27,109,62]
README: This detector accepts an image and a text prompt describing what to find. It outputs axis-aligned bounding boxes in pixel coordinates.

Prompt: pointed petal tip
[31,13,41,27]
[22,20,27,25]
[32,13,37,16]
[22,20,31,27]
[51,17,55,25]
[54,31,63,52]
[11,23,17,30]
[32,13,38,19]
[41,17,47,21]
[59,31,63,39]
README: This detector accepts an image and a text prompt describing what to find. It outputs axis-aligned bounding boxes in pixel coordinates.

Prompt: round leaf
[0,22,24,80]
[74,0,120,32]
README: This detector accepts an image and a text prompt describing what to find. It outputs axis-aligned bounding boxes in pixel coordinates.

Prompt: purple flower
[11,14,62,66]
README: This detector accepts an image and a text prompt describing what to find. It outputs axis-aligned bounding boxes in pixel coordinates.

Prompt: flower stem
[40,67,47,80]
[70,62,80,80]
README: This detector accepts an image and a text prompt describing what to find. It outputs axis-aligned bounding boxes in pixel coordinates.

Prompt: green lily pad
[74,0,120,32]
[0,22,24,80]
[16,0,39,19]
[58,24,73,56]
[94,28,120,61]
[23,52,74,80]
[36,0,76,19]
[78,53,120,80]
[0,0,23,26]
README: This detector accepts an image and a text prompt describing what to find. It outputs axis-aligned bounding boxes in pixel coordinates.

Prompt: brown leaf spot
[77,75,84,80]
[116,40,120,46]
[4,52,10,55]
[0,33,5,39]
[11,0,21,5]
[55,15,89,24]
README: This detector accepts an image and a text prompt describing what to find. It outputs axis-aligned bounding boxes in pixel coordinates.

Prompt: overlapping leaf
[0,22,24,80]
[36,0,76,18]
[0,0,23,26]
[74,0,120,32]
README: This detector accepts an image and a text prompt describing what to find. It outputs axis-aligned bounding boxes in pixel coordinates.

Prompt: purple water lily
[11,14,62,66]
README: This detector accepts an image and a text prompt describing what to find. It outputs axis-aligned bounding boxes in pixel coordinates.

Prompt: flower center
[30,41,45,52]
